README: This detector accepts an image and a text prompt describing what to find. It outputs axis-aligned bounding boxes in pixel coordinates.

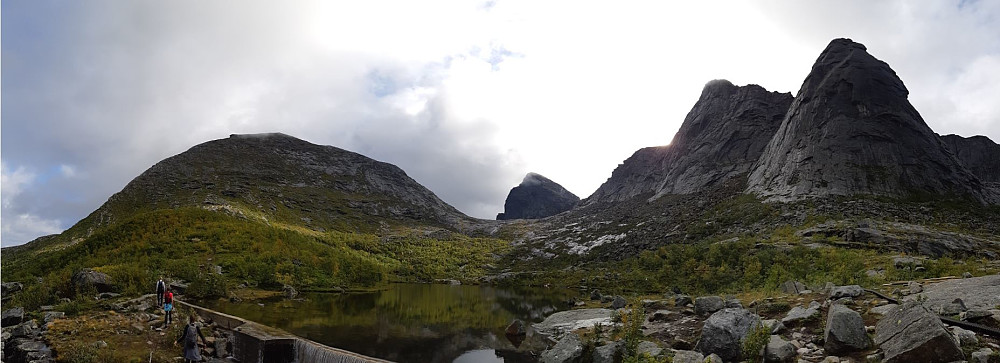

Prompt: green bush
[741,322,769,363]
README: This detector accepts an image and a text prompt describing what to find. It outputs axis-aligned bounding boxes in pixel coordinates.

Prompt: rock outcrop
[874,302,964,363]
[939,134,1000,198]
[586,81,792,204]
[497,173,579,220]
[748,38,990,204]
[695,308,761,362]
[72,269,113,293]
[823,304,869,354]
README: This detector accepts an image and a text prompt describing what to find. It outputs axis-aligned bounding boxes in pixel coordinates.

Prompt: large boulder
[764,335,796,362]
[781,301,820,325]
[780,280,808,295]
[534,309,613,340]
[694,296,725,315]
[4,338,53,363]
[72,268,114,293]
[540,333,584,363]
[2,307,25,327]
[874,302,964,363]
[824,304,870,354]
[695,308,761,362]
[610,296,627,309]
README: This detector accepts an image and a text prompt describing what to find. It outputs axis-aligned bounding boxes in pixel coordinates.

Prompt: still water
[199,283,576,363]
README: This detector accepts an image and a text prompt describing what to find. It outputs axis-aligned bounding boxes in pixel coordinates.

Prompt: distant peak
[521,172,551,186]
[826,38,867,52]
[701,79,737,95]
[229,132,295,140]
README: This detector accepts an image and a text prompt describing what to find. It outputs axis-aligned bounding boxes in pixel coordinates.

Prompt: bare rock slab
[874,302,964,363]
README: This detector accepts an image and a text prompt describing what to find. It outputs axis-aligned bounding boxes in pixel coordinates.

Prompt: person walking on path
[175,315,206,363]
[155,277,166,307]
[163,288,174,325]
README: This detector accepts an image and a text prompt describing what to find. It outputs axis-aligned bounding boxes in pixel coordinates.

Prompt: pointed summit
[586,80,792,204]
[747,39,988,203]
[497,173,579,220]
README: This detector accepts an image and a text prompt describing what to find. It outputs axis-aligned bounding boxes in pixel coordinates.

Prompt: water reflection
[200,283,575,363]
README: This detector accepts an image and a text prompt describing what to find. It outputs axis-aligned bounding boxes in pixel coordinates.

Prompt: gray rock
[675,294,692,306]
[694,296,725,315]
[970,348,994,363]
[874,302,964,363]
[704,354,723,363]
[540,333,583,363]
[824,304,870,355]
[937,298,968,316]
[893,256,922,268]
[72,268,114,293]
[592,341,622,363]
[671,350,705,363]
[869,303,898,316]
[695,308,761,362]
[611,296,627,309]
[2,307,24,327]
[781,280,808,295]
[746,38,992,204]
[950,326,977,347]
[42,312,64,323]
[5,338,53,363]
[497,173,580,220]
[725,298,743,308]
[591,290,602,301]
[964,272,974,278]
[903,275,1000,314]
[1,282,23,296]
[828,285,863,299]
[907,281,923,294]
[765,335,796,362]
[637,341,662,357]
[782,304,820,325]
[960,309,992,321]
[601,296,613,303]
[940,134,1000,191]
[534,309,613,339]
[648,310,673,322]
[586,79,792,204]
[96,292,121,300]
[10,319,40,339]
[762,319,786,334]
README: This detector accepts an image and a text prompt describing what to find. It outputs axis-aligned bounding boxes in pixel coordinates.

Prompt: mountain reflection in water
[199,283,576,363]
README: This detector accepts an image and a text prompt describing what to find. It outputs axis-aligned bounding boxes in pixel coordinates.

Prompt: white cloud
[1,164,35,209]
[1,214,63,246]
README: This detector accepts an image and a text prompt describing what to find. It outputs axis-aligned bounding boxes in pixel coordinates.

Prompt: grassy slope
[3,207,509,310]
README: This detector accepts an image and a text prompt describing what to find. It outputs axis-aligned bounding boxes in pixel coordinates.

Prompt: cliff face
[586,81,792,204]
[939,134,1000,183]
[747,39,988,203]
[497,173,579,220]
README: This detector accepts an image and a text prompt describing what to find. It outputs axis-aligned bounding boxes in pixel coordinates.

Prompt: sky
[2,1,999,246]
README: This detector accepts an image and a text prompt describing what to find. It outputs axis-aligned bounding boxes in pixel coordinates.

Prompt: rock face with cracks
[747,38,991,204]
[824,304,870,354]
[874,302,964,363]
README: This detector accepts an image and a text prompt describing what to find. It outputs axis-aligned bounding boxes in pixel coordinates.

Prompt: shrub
[741,322,770,363]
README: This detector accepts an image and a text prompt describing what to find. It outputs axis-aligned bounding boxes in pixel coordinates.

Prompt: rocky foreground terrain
[523,274,1000,363]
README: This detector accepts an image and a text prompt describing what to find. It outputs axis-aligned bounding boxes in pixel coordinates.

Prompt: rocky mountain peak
[747,38,989,203]
[586,80,792,204]
[497,173,579,220]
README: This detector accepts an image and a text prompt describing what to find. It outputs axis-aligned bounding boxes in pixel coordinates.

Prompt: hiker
[156,277,166,307]
[164,288,174,325]
[174,315,206,363]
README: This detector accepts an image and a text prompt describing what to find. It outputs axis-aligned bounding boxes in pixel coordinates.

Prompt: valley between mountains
[3,38,1000,363]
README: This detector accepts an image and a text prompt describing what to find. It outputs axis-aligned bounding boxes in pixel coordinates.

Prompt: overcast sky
[3,1,999,246]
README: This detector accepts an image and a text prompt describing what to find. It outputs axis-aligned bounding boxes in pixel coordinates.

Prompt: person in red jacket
[163,288,174,325]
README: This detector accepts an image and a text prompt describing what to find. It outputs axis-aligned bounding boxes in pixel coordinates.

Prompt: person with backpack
[163,288,174,325]
[175,315,206,363]
[156,277,166,307]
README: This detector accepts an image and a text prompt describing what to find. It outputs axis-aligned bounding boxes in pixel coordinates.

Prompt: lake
[199,283,578,363]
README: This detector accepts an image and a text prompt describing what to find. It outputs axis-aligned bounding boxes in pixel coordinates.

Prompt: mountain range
[5,38,1000,293]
